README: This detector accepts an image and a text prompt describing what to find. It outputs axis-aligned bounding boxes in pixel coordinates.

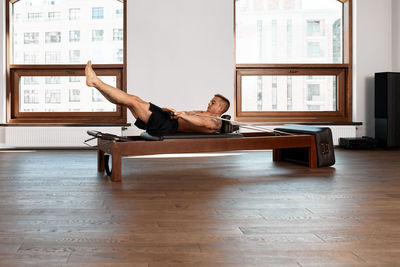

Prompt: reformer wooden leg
[97,148,105,173]
[272,149,282,162]
[308,137,318,168]
[111,152,122,182]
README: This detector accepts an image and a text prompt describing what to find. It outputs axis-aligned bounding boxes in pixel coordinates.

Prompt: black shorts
[134,103,178,135]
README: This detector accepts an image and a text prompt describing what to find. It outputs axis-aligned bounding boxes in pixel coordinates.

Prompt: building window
[27,12,42,21]
[113,29,123,41]
[307,41,323,57]
[307,20,322,36]
[24,32,39,44]
[332,19,342,63]
[69,50,80,63]
[24,52,39,64]
[114,49,123,63]
[115,8,123,18]
[45,32,61,43]
[24,90,39,104]
[24,77,39,85]
[92,30,104,41]
[45,51,61,63]
[15,13,22,22]
[69,30,80,42]
[45,76,61,84]
[235,0,351,123]
[307,84,320,101]
[69,8,80,20]
[92,89,104,102]
[92,7,104,19]
[48,11,61,21]
[69,89,80,102]
[69,77,80,82]
[45,89,61,104]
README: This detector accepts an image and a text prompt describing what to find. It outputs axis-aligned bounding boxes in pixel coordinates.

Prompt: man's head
[207,94,230,115]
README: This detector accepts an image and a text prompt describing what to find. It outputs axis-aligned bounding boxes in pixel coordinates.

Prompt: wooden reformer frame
[95,132,317,182]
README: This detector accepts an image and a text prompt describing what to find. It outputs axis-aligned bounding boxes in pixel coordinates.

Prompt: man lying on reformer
[85,61,230,135]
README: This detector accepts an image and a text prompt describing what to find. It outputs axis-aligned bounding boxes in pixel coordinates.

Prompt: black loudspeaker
[375,72,400,147]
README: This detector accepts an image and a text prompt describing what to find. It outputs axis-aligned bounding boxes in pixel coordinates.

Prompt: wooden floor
[0,148,400,266]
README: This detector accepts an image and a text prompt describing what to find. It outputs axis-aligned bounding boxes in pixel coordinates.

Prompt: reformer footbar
[84,130,131,146]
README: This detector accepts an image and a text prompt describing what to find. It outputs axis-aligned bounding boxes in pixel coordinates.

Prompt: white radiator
[3,127,122,148]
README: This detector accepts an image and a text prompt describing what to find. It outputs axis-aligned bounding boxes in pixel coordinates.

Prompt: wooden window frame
[5,0,127,125]
[234,0,353,124]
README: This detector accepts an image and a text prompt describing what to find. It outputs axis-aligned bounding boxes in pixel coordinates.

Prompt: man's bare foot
[85,60,99,87]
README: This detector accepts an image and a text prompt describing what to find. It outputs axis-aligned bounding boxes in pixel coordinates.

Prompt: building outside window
[69,89,80,102]
[69,8,80,20]
[45,32,61,43]
[24,90,39,104]
[113,29,123,41]
[69,30,80,42]
[92,30,104,41]
[45,51,61,63]
[27,12,42,21]
[307,20,322,36]
[69,77,80,82]
[69,50,80,63]
[48,11,61,21]
[92,89,104,102]
[115,8,123,18]
[307,41,323,57]
[92,7,104,19]
[24,32,39,44]
[45,76,61,84]
[114,49,123,63]
[45,89,61,104]
[24,77,39,85]
[24,52,39,64]
[15,13,22,22]
[307,84,320,101]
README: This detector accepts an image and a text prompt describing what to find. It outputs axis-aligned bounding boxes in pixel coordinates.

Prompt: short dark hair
[214,94,230,114]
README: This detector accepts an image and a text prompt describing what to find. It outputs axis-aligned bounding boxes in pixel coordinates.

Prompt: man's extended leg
[85,61,152,123]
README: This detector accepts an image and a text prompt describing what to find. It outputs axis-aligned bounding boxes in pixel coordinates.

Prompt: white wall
[353,0,393,137]
[393,0,400,71]
[126,0,234,134]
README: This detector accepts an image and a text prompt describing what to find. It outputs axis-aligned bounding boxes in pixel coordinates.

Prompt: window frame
[234,0,353,124]
[5,0,127,125]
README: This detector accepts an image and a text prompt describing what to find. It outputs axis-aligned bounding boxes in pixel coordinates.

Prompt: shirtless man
[85,61,230,135]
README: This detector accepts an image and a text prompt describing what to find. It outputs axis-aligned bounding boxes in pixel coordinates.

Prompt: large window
[235,0,352,123]
[6,0,126,124]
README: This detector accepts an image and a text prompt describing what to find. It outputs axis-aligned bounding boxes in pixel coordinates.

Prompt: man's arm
[175,112,222,132]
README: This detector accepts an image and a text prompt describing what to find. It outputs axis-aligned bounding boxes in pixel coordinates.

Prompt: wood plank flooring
[0,148,399,266]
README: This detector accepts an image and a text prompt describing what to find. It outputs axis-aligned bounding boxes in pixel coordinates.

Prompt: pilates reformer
[86,116,335,182]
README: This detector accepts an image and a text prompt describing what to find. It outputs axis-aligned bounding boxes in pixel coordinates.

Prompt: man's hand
[162,107,177,117]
